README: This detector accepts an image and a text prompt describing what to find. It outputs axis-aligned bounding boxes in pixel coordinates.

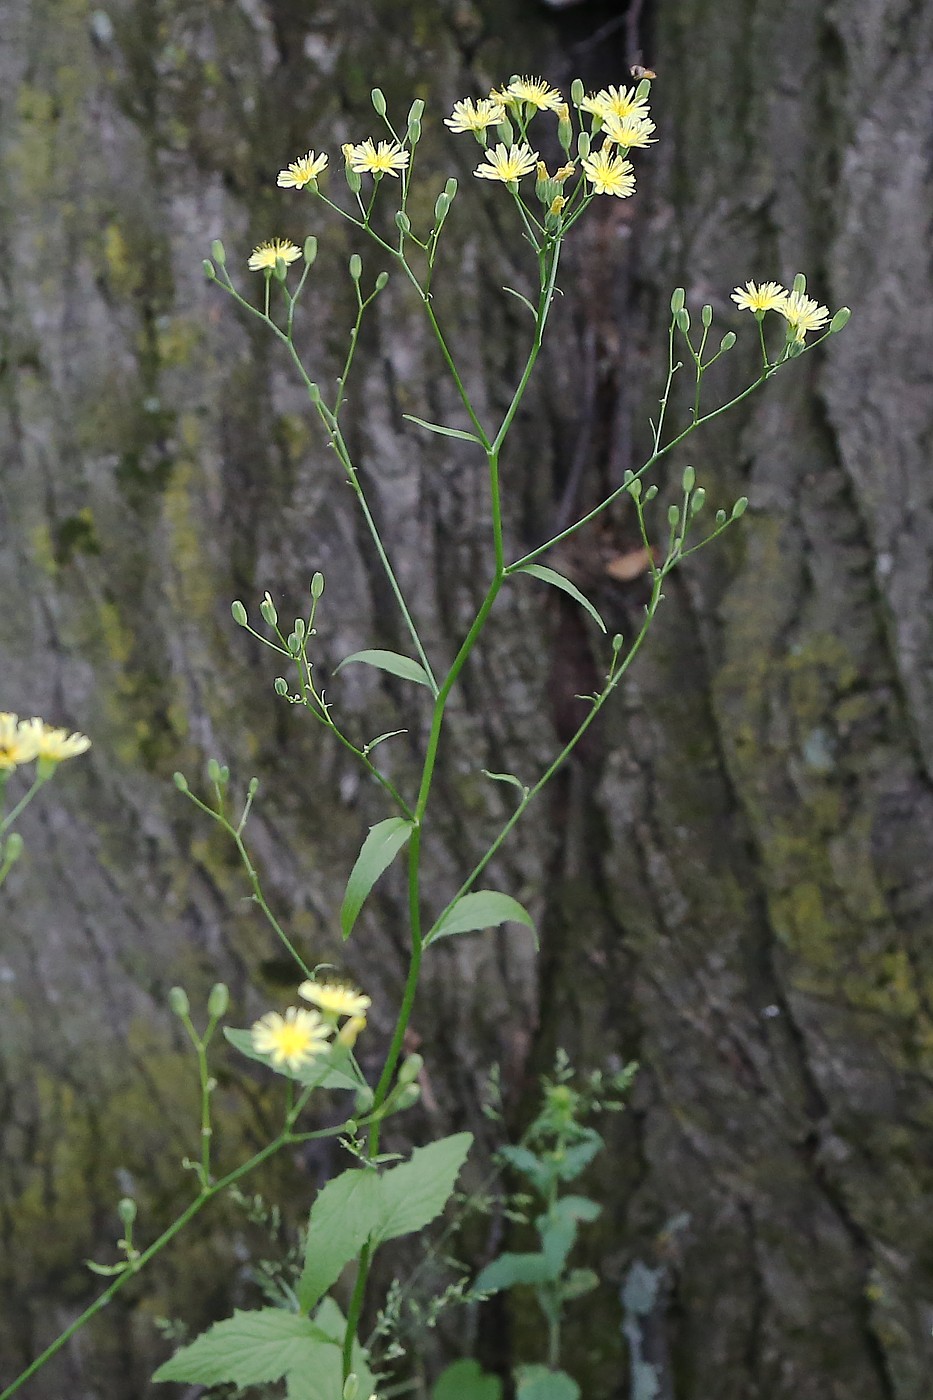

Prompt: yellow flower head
[0,713,40,771]
[337,1015,367,1050]
[780,288,830,341]
[298,980,372,1020]
[582,147,636,198]
[18,717,91,766]
[251,1006,331,1071]
[474,142,539,184]
[731,281,789,315]
[277,150,328,189]
[347,139,409,177]
[602,114,657,149]
[444,97,505,133]
[501,76,563,112]
[247,239,302,271]
[582,85,650,124]
[555,163,576,183]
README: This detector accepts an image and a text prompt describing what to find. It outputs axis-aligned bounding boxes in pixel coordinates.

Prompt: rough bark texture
[1,0,932,1397]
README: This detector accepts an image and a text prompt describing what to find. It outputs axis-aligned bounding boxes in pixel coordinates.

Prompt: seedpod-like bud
[375,271,389,291]
[371,87,387,116]
[720,331,736,352]
[310,572,325,598]
[670,287,685,314]
[210,239,226,266]
[173,772,189,792]
[208,983,229,1019]
[260,593,278,627]
[682,465,696,493]
[202,259,216,280]
[303,236,318,266]
[274,677,289,696]
[829,307,851,333]
[675,307,690,333]
[668,504,680,527]
[118,1197,137,1227]
[169,986,190,1017]
[231,600,248,626]
[732,496,749,519]
[577,130,591,159]
[690,487,706,514]
[701,304,713,327]
[349,253,362,282]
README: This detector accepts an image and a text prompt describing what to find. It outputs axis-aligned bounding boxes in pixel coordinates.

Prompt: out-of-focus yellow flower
[0,714,40,771]
[18,718,91,767]
[347,139,409,177]
[248,239,302,271]
[780,288,830,341]
[277,150,328,189]
[251,1007,331,1070]
[298,980,371,1020]
[337,1015,367,1049]
[474,142,538,183]
[444,97,505,133]
[731,281,789,315]
[582,147,636,198]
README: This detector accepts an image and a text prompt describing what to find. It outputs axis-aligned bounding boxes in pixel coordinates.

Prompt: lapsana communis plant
[2,71,850,1400]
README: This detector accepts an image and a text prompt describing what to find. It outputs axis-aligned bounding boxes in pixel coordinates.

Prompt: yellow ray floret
[731,281,789,314]
[582,85,650,123]
[251,1006,331,1070]
[602,114,657,149]
[474,142,539,183]
[780,288,830,341]
[0,713,40,771]
[248,239,302,271]
[298,980,372,1020]
[500,76,563,112]
[445,97,506,133]
[18,717,91,765]
[347,139,409,177]
[582,147,636,198]
[277,150,328,189]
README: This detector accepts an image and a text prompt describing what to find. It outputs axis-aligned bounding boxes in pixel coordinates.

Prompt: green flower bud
[260,593,278,627]
[793,272,807,295]
[208,982,229,1018]
[433,192,449,223]
[374,270,389,290]
[397,1053,424,1087]
[354,1085,375,1113]
[169,986,190,1017]
[349,254,362,282]
[701,304,713,327]
[274,677,289,695]
[682,465,696,492]
[558,117,573,153]
[571,78,585,105]
[117,1197,137,1226]
[829,306,851,333]
[394,1083,421,1112]
[293,617,306,641]
[715,509,727,525]
[202,259,216,280]
[248,777,260,797]
[3,832,23,864]
[408,99,425,124]
[371,87,387,116]
[407,118,421,144]
[635,78,651,100]
[210,239,226,266]
[444,177,458,200]
[628,477,642,500]
[612,633,624,652]
[344,1376,360,1400]
[273,256,288,282]
[310,572,325,598]
[690,487,706,514]
[231,600,248,627]
[577,130,591,159]
[207,757,224,785]
[676,307,690,333]
[670,287,685,314]
[307,382,322,404]
[303,236,318,266]
[732,496,749,519]
[668,504,680,526]
[173,772,188,792]
[396,210,411,234]
[643,483,659,501]
[346,166,362,194]
[287,632,301,655]
[720,331,736,352]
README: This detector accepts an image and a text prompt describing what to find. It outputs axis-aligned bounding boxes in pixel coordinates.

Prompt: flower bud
[408,98,425,124]
[719,331,736,352]
[393,1083,421,1112]
[635,78,651,100]
[571,78,585,105]
[670,287,685,314]
[273,256,288,282]
[829,307,851,333]
[675,307,690,333]
[117,1197,137,1227]
[433,192,449,223]
[444,177,458,200]
[307,382,322,404]
[337,1015,367,1049]
[231,600,248,627]
[612,633,624,653]
[310,572,325,598]
[496,118,514,144]
[628,477,642,500]
[558,116,573,153]
[202,259,216,280]
[208,983,229,1018]
[169,986,190,1017]
[715,509,727,525]
[732,496,749,519]
[701,304,713,327]
[668,504,680,527]
[396,210,411,234]
[349,254,362,282]
[344,1376,360,1400]
[346,166,362,194]
[643,483,659,502]
[371,88,387,116]
[3,832,23,865]
[260,593,278,627]
[303,236,318,266]
[210,239,226,266]
[173,772,188,792]
[690,487,706,514]
[682,465,695,492]
[407,117,421,144]
[248,777,260,797]
[793,272,807,295]
[274,677,289,695]
[577,130,591,159]
[397,1053,423,1087]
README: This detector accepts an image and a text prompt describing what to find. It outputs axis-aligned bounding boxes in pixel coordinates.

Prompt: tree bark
[1,0,931,1397]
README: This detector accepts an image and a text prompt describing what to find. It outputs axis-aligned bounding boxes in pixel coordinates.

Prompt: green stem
[0,775,46,836]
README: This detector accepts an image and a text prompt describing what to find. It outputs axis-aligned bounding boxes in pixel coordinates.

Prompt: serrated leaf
[296,1167,384,1312]
[334,648,434,689]
[434,1358,504,1400]
[286,1298,376,1399]
[152,1309,327,1384]
[223,1028,360,1094]
[403,413,482,444]
[372,1132,473,1244]
[514,1366,580,1400]
[340,817,413,940]
[474,1250,556,1294]
[516,564,607,633]
[426,891,536,947]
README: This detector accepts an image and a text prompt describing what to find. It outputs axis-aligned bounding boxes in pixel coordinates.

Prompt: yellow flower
[347,139,409,177]
[555,163,576,183]
[247,239,302,271]
[18,718,91,766]
[502,76,563,112]
[444,97,505,133]
[780,288,830,341]
[298,980,372,1020]
[548,195,567,217]
[582,147,636,198]
[581,85,650,123]
[0,713,40,771]
[251,1007,331,1071]
[731,281,789,314]
[337,1015,367,1049]
[276,150,328,189]
[602,114,657,149]
[474,142,539,184]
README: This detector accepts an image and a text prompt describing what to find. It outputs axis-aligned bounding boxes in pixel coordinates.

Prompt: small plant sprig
[2,71,850,1400]
[0,713,91,887]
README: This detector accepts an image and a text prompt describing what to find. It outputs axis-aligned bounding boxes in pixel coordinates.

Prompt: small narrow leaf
[372,1133,473,1244]
[427,891,536,946]
[403,413,482,444]
[502,285,537,317]
[516,564,607,633]
[152,1309,328,1384]
[297,1168,384,1312]
[481,768,528,795]
[334,649,434,689]
[340,817,413,940]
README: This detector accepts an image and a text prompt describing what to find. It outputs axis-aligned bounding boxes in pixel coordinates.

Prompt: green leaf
[373,1132,473,1244]
[340,817,413,940]
[434,1359,504,1400]
[152,1309,327,1384]
[502,285,537,317]
[223,1028,360,1094]
[403,413,482,444]
[297,1167,384,1312]
[289,1298,376,1398]
[560,1267,599,1301]
[481,768,528,796]
[515,1366,580,1400]
[516,564,607,633]
[474,1250,556,1294]
[335,648,434,688]
[427,891,536,947]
